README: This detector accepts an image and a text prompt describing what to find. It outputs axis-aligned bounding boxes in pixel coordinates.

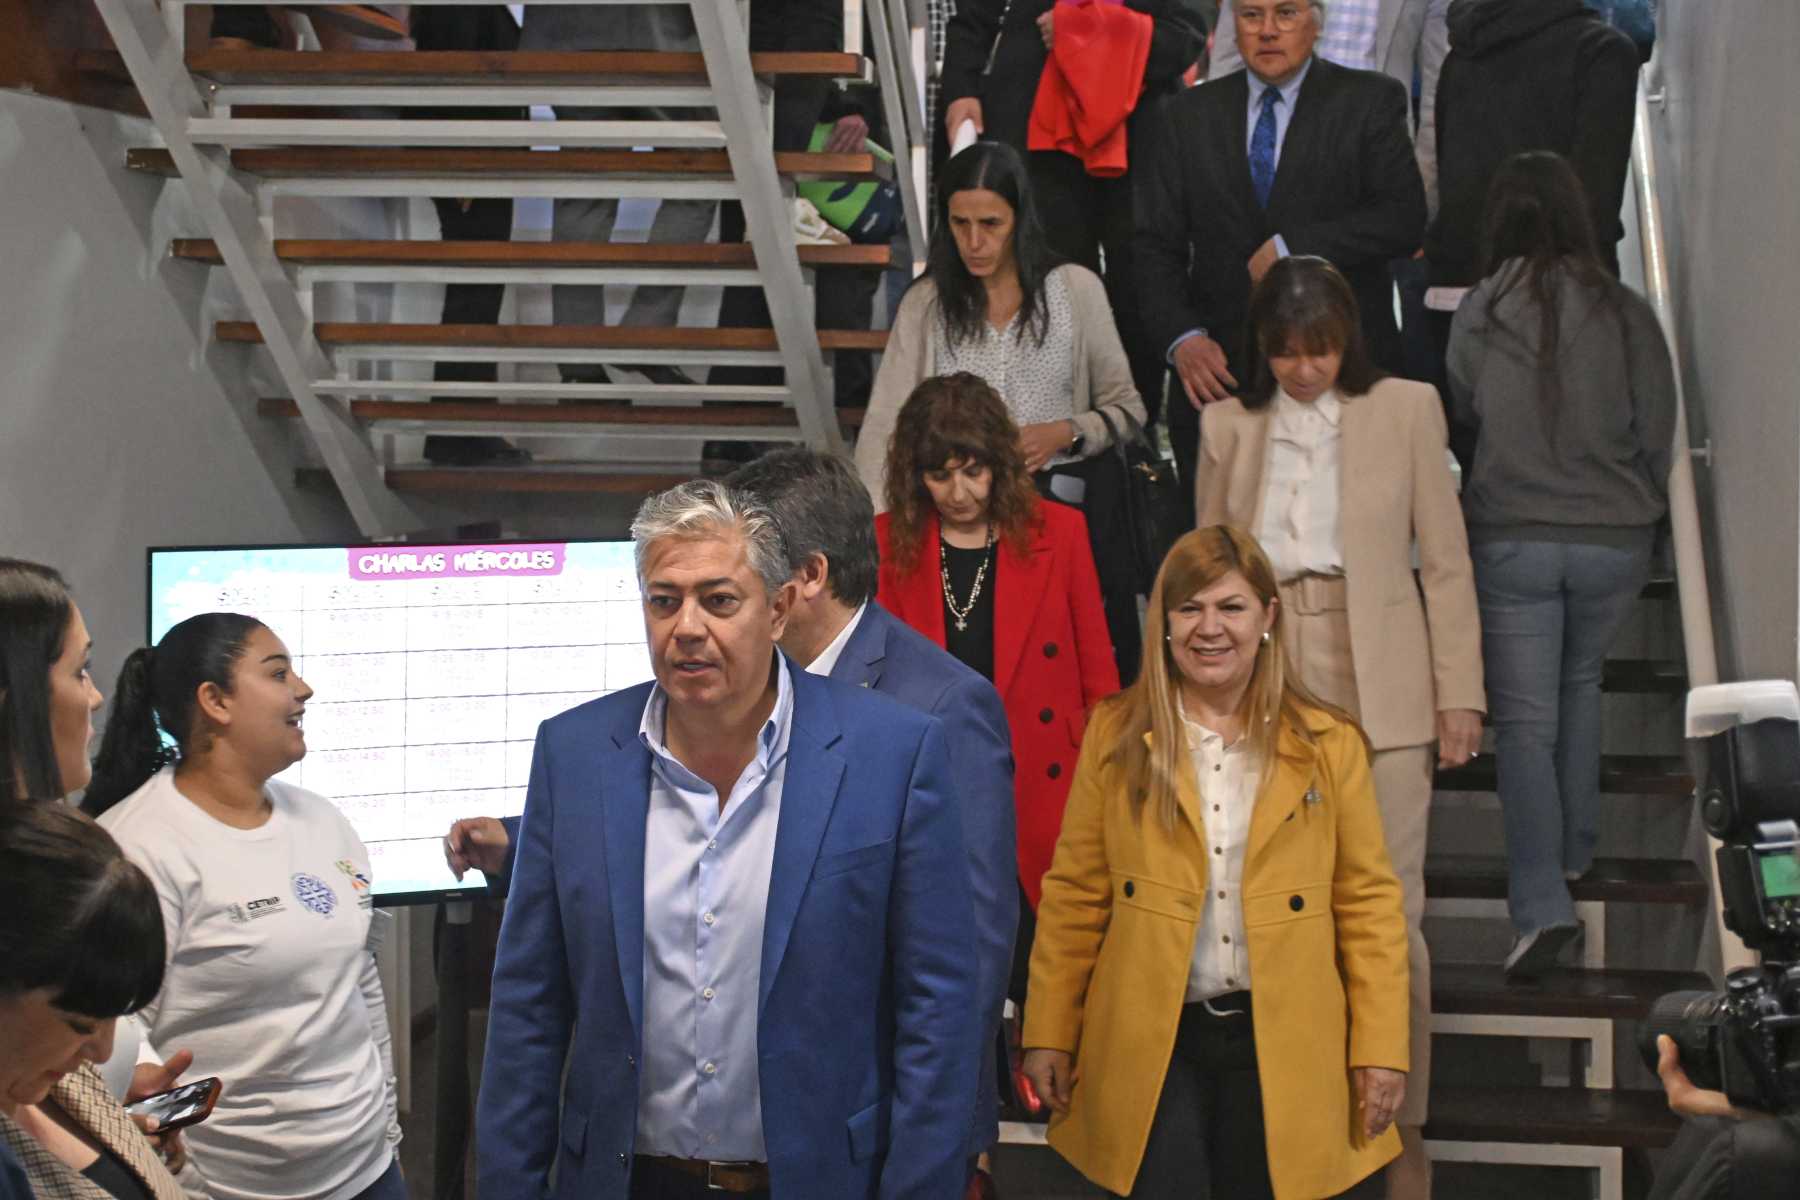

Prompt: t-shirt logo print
[291,872,339,916]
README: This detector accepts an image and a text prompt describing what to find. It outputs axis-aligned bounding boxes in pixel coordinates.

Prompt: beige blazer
[1196,377,1485,749]
[0,1064,189,1200]
[853,264,1148,508]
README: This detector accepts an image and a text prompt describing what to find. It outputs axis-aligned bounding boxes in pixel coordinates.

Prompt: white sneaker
[1504,923,1581,980]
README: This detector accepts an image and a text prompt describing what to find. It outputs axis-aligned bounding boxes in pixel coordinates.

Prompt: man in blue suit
[726,449,1018,1181]
[473,481,980,1200]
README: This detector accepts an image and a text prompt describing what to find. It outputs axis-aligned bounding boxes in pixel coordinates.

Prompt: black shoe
[423,437,533,467]
[1503,923,1581,980]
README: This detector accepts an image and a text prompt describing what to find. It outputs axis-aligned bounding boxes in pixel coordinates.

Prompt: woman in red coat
[875,372,1119,915]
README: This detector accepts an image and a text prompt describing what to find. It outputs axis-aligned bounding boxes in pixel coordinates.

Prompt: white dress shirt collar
[1273,385,1344,431]
[803,603,868,678]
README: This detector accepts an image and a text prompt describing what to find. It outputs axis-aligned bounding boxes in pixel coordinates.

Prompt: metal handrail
[1632,69,1748,973]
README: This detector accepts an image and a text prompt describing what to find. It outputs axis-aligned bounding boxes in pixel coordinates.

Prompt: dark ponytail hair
[0,557,77,804]
[85,613,265,818]
[0,801,166,1017]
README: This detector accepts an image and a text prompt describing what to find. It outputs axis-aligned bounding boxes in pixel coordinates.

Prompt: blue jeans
[1472,539,1652,934]
[349,1159,405,1200]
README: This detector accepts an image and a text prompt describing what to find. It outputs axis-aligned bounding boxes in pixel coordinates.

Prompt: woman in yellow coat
[1020,525,1410,1199]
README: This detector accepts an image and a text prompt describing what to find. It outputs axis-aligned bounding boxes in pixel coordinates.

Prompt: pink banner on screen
[347,544,566,580]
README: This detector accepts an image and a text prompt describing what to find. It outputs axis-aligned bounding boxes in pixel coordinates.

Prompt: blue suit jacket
[831,603,1016,1155]
[476,664,981,1200]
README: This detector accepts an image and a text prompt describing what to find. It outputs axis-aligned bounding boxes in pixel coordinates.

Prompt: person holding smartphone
[85,614,404,1200]
[0,802,188,1200]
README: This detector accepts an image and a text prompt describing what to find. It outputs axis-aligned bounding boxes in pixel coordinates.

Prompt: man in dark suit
[728,448,1019,1186]
[1136,0,1426,493]
[474,481,980,1200]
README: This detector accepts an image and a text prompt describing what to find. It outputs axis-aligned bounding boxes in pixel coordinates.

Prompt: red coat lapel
[993,511,1056,697]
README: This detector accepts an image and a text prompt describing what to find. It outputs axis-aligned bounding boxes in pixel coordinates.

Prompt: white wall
[1653,1,1800,681]
[0,91,358,695]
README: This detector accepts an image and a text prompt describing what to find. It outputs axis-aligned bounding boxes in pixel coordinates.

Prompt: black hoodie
[1425,0,1639,286]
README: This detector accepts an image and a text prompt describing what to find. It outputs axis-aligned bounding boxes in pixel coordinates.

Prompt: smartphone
[123,1077,222,1132]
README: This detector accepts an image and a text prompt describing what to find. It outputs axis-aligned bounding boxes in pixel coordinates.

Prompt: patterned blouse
[930,266,1080,469]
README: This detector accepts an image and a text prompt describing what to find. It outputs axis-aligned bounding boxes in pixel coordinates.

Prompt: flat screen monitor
[147,540,653,904]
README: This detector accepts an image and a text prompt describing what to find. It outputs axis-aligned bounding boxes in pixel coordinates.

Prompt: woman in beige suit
[1195,256,1484,1200]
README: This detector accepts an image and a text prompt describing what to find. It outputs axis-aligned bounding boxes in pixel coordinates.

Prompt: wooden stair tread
[1435,754,1691,797]
[259,397,867,428]
[1425,1086,1679,1149]
[184,49,865,83]
[1432,961,1710,1020]
[1602,658,1689,694]
[1641,576,1676,600]
[1425,855,1707,904]
[386,467,691,495]
[128,147,875,181]
[173,238,896,269]
[218,321,888,352]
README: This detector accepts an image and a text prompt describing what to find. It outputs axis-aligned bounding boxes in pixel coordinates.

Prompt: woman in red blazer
[875,372,1119,912]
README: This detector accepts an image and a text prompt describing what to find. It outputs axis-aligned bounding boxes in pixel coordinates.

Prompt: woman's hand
[127,1049,195,1170]
[823,114,869,155]
[1020,1048,1079,1115]
[1020,420,1076,473]
[945,97,985,140]
[1435,708,1484,769]
[1656,1035,1748,1120]
[1036,9,1054,48]
[1352,1067,1406,1140]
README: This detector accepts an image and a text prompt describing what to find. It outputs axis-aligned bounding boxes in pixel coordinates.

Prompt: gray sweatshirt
[1447,261,1675,546]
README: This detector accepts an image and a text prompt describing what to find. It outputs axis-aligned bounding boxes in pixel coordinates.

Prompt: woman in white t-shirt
[85,614,402,1200]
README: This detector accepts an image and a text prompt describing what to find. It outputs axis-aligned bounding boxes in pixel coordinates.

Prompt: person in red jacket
[876,373,1118,960]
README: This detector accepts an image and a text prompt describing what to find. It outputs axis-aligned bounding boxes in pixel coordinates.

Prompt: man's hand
[1019,420,1076,473]
[1436,709,1484,769]
[128,1051,194,1171]
[1248,237,1282,284]
[1353,1066,1407,1141]
[824,114,869,155]
[1172,334,1238,409]
[1657,1035,1748,1120]
[1036,9,1054,48]
[945,97,984,141]
[444,816,512,880]
[1020,1048,1078,1115]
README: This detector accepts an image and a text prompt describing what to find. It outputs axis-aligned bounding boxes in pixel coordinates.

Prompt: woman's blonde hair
[1096,524,1355,829]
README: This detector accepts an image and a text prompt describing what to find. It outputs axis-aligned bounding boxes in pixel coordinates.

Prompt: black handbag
[1094,407,1189,595]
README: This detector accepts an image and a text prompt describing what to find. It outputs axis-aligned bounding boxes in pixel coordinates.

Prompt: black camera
[1636,703,1800,1113]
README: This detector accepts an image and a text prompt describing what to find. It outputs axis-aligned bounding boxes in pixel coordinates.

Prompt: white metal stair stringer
[90,0,421,537]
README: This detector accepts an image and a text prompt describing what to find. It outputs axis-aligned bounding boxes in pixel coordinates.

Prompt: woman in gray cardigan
[855,142,1147,676]
[1447,151,1675,979]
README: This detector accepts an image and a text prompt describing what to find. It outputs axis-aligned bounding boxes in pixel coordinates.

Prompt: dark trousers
[420,183,517,459]
[1121,999,1384,1200]
[1034,462,1144,686]
[1028,150,1167,430]
[629,1158,770,1200]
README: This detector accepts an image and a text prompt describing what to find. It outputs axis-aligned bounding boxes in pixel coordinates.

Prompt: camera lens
[1636,989,1728,1092]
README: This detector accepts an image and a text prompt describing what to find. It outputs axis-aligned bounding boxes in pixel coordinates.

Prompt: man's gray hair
[630,479,791,598]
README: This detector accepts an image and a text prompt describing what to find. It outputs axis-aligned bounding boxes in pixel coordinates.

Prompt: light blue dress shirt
[635,657,795,1162]
[1169,55,1317,361]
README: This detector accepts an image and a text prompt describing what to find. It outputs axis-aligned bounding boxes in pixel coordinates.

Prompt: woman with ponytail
[90,615,405,1200]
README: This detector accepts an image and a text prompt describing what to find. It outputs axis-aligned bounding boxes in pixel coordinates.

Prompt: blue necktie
[1250,86,1280,207]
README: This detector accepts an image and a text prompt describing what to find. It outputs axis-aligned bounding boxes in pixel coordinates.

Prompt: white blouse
[1182,711,1259,1002]
[1255,388,1347,582]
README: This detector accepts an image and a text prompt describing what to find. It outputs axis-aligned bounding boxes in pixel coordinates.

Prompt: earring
[1261,631,1271,644]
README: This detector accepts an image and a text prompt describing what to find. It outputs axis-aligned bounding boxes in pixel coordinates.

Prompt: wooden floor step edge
[1424,855,1707,905]
[217,320,888,353]
[172,238,897,269]
[183,49,867,82]
[1430,961,1711,1020]
[259,397,868,428]
[1434,754,1691,797]
[127,147,877,182]
[1424,1086,1679,1149]
[390,467,693,495]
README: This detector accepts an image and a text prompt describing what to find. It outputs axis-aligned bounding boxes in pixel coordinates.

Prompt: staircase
[90,0,926,537]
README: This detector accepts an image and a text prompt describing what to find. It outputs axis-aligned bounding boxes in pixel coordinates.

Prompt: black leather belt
[635,1154,771,1193]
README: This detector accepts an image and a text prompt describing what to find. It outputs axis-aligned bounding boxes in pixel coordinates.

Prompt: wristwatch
[1067,421,1086,456]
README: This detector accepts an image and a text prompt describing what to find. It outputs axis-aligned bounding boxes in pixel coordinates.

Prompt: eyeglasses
[1236,2,1314,32]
